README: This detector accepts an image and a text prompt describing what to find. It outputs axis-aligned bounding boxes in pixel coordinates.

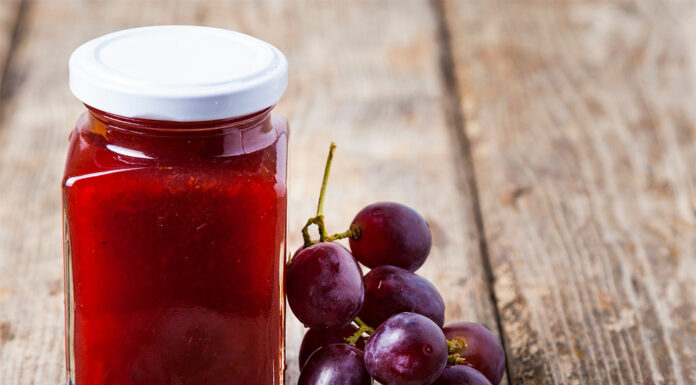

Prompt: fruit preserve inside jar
[63,26,288,385]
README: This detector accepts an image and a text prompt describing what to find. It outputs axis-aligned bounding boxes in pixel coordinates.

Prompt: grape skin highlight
[286,242,364,330]
[364,312,447,385]
[359,265,445,328]
[349,202,432,272]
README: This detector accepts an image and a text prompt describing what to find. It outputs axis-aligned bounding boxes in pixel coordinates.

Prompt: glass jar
[63,26,288,385]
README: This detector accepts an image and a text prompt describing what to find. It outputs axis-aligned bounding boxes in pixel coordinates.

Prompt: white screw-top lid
[69,25,288,121]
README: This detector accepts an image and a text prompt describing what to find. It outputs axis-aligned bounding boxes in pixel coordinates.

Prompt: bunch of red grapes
[286,144,505,385]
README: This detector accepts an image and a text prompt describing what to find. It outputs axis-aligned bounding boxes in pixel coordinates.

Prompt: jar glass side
[62,107,288,385]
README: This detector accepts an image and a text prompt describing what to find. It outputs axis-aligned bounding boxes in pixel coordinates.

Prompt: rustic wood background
[0,1,694,384]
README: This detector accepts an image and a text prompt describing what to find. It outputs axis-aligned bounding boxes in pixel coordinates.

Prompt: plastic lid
[69,25,288,121]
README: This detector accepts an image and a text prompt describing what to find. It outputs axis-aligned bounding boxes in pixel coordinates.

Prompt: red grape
[298,324,366,369]
[349,202,432,272]
[364,312,447,385]
[443,323,505,385]
[298,344,371,385]
[432,365,493,385]
[286,242,364,329]
[359,265,445,328]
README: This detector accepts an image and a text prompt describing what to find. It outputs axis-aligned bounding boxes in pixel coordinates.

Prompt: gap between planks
[429,0,512,383]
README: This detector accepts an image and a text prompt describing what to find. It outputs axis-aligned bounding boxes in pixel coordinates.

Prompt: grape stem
[446,338,469,366]
[300,143,336,247]
[299,143,361,248]
[447,353,469,366]
[447,338,465,354]
[344,317,374,346]
[316,142,336,217]
[301,215,325,247]
[354,317,374,334]
[324,224,361,242]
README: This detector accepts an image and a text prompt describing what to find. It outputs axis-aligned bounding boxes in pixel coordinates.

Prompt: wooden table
[0,1,694,384]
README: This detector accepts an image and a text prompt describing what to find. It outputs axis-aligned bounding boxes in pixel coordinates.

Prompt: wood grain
[444,2,696,384]
[0,1,498,384]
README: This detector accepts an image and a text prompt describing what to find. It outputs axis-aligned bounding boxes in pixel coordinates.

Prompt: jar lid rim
[69,25,288,122]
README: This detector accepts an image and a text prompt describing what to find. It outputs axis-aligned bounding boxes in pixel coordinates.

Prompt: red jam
[62,107,287,385]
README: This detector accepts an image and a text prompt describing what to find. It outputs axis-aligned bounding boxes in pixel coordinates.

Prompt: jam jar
[63,26,288,385]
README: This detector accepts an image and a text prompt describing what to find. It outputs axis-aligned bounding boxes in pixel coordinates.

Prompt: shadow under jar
[62,26,288,385]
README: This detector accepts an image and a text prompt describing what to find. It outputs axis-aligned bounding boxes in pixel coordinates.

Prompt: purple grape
[443,323,505,385]
[286,242,364,329]
[359,265,445,328]
[298,344,371,385]
[364,312,447,385]
[349,202,432,272]
[298,324,366,369]
[432,365,493,385]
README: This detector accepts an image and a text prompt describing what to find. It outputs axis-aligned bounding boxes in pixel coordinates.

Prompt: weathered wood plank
[0,1,499,384]
[444,1,696,384]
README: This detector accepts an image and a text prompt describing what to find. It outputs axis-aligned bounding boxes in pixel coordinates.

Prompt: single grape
[298,344,371,385]
[364,312,447,385]
[298,324,366,369]
[431,365,493,385]
[359,265,445,328]
[443,323,505,385]
[349,202,432,272]
[286,242,364,329]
